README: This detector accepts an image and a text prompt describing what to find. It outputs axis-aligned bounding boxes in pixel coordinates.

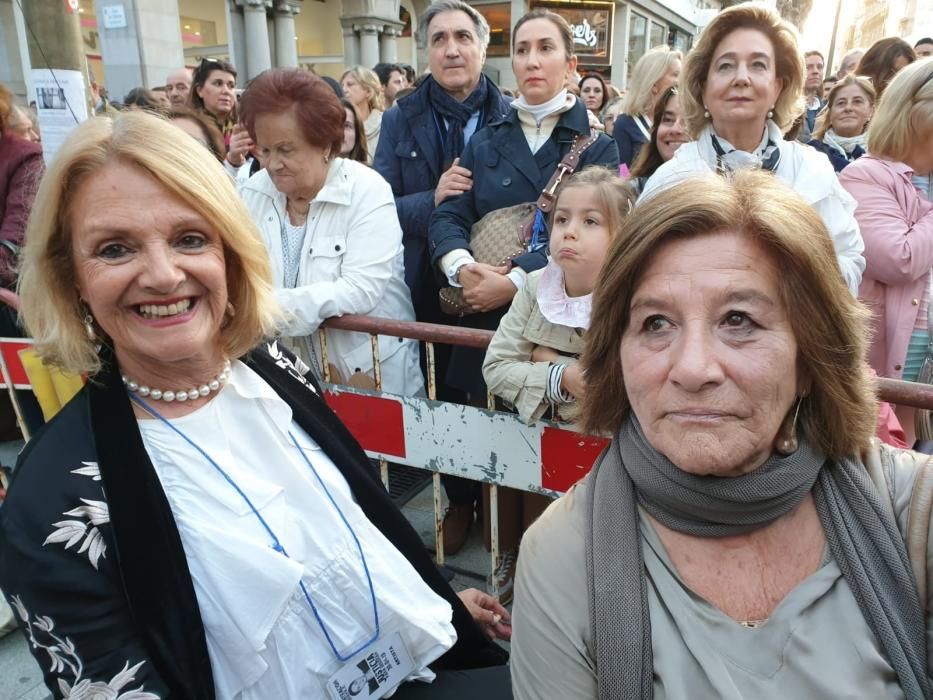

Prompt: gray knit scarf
[585,415,931,699]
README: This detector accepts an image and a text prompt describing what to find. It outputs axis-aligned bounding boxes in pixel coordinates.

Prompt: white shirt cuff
[506,267,527,291]
[440,250,475,287]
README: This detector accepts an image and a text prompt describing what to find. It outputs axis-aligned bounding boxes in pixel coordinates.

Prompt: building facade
[836,0,933,69]
[1,0,716,103]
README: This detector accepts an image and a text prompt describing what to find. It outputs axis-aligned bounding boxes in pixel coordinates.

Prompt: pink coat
[840,155,933,379]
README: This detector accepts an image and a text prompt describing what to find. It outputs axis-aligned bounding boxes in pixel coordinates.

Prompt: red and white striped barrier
[324,384,609,495]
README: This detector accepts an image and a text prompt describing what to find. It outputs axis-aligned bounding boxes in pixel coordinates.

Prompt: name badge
[326,631,415,700]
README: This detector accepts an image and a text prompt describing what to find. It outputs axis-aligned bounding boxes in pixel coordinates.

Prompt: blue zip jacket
[429,98,619,274]
[427,98,619,395]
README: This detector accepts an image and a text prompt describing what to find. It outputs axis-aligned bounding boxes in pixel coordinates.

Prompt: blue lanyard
[131,394,381,662]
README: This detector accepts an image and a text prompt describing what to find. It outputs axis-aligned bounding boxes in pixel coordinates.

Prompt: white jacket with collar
[639,124,866,296]
[239,158,424,396]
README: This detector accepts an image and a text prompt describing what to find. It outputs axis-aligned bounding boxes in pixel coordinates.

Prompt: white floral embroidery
[44,463,108,569]
[10,596,160,699]
[267,340,317,394]
[70,462,101,481]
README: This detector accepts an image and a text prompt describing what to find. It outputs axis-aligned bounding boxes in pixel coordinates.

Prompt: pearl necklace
[122,360,232,403]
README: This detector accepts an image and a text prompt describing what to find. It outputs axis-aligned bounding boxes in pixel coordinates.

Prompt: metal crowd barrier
[3,292,933,595]
[319,314,933,593]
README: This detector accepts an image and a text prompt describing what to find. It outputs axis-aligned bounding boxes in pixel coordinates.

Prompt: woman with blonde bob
[641,2,865,296]
[612,47,682,167]
[341,65,385,160]
[0,111,512,699]
[512,169,933,699]
[840,58,933,443]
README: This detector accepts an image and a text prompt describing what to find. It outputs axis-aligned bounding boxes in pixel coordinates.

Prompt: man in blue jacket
[373,0,511,555]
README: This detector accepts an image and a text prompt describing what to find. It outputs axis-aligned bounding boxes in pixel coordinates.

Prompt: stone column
[274,1,300,68]
[238,0,272,79]
[227,0,247,84]
[379,26,398,63]
[23,0,83,73]
[94,0,185,99]
[341,21,360,67]
[359,23,380,69]
[267,13,276,69]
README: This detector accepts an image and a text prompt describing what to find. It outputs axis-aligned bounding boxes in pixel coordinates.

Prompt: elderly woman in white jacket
[238,68,423,396]
[639,4,865,295]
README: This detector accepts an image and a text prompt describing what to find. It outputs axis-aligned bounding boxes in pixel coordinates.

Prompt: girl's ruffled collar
[536,259,592,329]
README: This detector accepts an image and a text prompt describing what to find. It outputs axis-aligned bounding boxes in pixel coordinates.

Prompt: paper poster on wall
[31,68,89,165]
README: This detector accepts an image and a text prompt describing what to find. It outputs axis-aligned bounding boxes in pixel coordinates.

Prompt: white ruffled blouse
[138,361,455,699]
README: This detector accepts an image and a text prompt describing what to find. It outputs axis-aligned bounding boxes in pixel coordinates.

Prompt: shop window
[628,12,648,81]
[649,21,666,49]
[180,16,218,48]
[475,3,512,57]
[531,1,614,65]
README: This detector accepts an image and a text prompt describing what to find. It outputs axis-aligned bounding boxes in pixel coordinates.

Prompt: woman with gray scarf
[510,170,933,699]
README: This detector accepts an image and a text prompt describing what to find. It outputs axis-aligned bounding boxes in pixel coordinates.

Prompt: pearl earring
[767,106,774,120]
[703,106,710,119]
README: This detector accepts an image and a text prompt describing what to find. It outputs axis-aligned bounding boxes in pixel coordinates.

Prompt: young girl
[482,166,635,425]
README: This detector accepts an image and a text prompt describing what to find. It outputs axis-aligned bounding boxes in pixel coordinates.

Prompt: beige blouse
[510,442,933,699]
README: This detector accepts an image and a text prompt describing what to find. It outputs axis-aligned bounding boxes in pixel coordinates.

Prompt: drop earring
[83,313,96,343]
[775,398,802,455]
[767,106,774,120]
[703,105,710,119]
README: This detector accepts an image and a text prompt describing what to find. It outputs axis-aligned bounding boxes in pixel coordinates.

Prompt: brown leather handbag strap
[536,132,601,213]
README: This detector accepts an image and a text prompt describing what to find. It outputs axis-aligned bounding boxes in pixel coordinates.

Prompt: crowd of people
[2,0,933,697]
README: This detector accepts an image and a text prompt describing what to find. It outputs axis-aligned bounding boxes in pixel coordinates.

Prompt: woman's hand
[587,110,605,134]
[226,124,252,168]
[457,588,512,641]
[460,263,516,312]
[531,346,562,363]
[560,363,587,400]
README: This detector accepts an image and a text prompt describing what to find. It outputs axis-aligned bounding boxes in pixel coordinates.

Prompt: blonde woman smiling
[341,66,385,160]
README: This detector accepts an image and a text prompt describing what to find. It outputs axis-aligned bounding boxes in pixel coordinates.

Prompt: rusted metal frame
[326,315,494,349]
[876,378,933,411]
[426,341,446,567]
[487,390,500,599]
[0,340,28,442]
[369,334,390,490]
[319,331,331,383]
[325,314,933,411]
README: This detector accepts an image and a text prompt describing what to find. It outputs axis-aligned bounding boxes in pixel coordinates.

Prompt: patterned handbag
[439,132,600,316]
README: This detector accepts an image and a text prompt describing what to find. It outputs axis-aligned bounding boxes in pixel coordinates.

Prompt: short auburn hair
[581,170,876,459]
[239,69,344,157]
[680,3,804,136]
